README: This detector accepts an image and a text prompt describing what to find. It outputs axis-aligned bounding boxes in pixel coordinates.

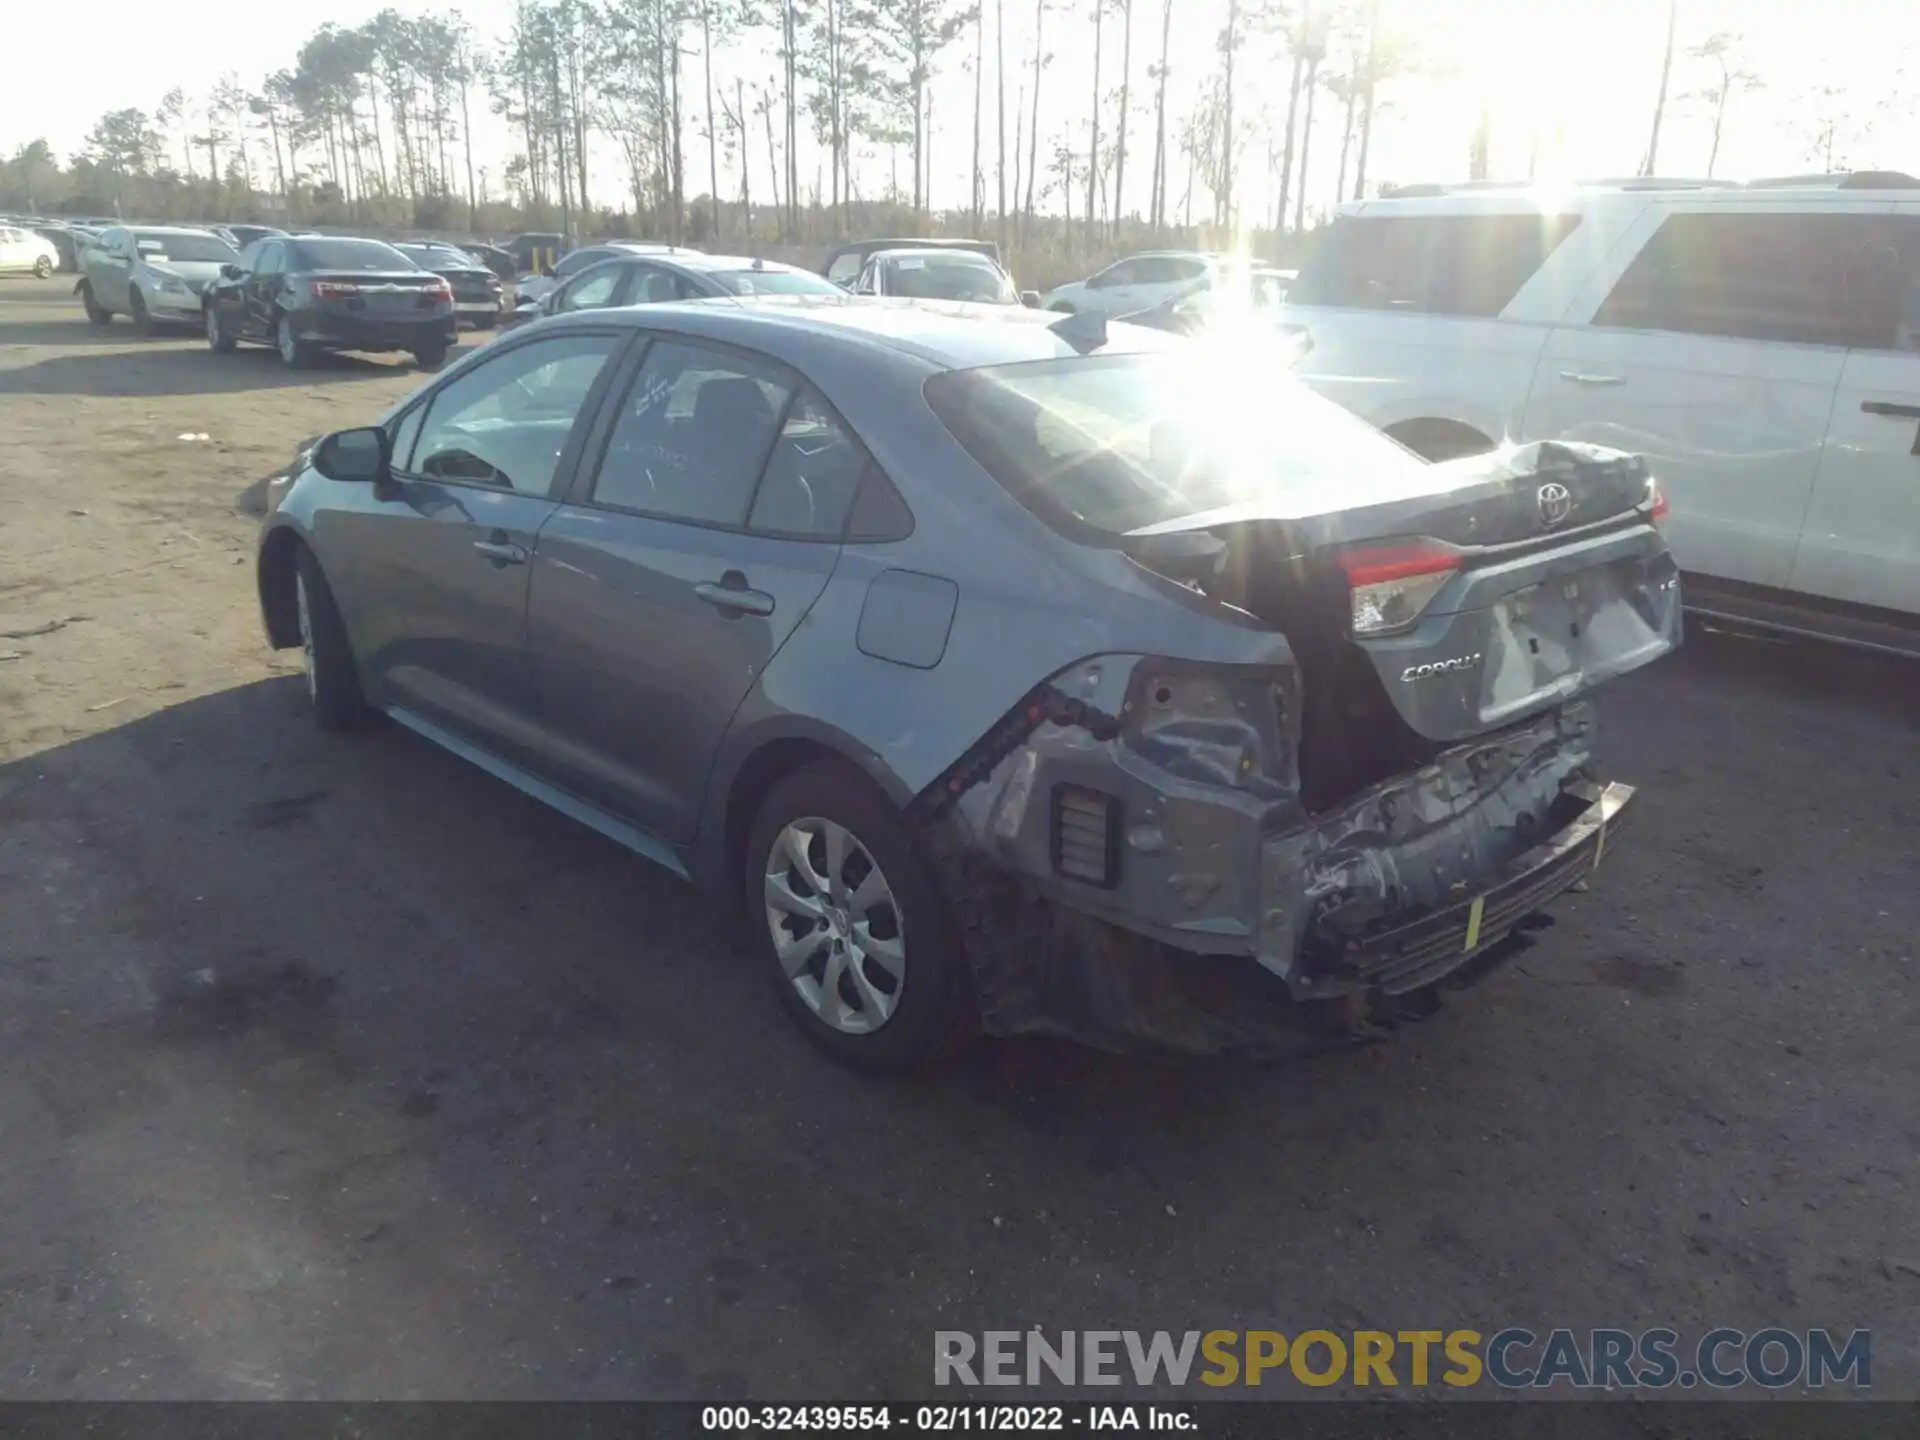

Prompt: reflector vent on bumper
[1052,786,1120,888]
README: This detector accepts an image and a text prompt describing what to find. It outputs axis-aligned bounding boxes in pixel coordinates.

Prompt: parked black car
[32,225,86,273]
[203,235,456,369]
[462,241,522,287]
[393,241,506,328]
[821,237,1000,288]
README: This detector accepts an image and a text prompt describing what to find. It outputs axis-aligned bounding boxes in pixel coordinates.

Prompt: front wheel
[33,256,53,279]
[746,763,976,1069]
[81,284,111,325]
[128,289,153,336]
[205,305,236,353]
[293,548,372,732]
[413,340,449,370]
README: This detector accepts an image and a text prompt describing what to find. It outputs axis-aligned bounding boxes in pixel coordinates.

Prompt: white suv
[1042,251,1215,316]
[1281,173,1920,654]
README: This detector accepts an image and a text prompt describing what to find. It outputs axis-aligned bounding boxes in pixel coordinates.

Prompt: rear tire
[33,256,53,279]
[277,314,313,369]
[128,289,153,337]
[745,763,976,1070]
[293,547,373,732]
[413,341,450,370]
[81,284,111,325]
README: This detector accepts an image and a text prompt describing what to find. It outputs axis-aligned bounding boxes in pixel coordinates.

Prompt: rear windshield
[712,268,844,295]
[926,353,1432,535]
[133,231,236,264]
[1288,212,1580,316]
[399,244,477,267]
[887,256,1017,303]
[290,238,415,271]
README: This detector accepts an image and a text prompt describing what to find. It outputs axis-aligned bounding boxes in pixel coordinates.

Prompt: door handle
[1559,371,1626,386]
[694,579,775,617]
[1861,401,1920,455]
[473,532,528,564]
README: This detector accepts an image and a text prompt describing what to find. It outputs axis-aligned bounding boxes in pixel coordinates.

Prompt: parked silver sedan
[257,297,1679,1066]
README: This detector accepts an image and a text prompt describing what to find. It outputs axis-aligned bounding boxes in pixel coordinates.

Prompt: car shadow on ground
[0,340,451,396]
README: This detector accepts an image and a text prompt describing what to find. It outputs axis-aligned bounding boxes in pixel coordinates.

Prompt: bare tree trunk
[1707,87,1727,176]
[1219,0,1236,229]
[783,0,799,238]
[1275,7,1308,231]
[1292,54,1319,231]
[972,4,985,228]
[763,79,784,216]
[1352,0,1378,199]
[1641,0,1679,176]
[1085,0,1102,250]
[704,4,721,239]
[460,75,478,231]
[671,24,685,239]
[736,78,752,233]
[1334,86,1354,205]
[1149,0,1170,231]
[1024,0,1045,237]
[1110,0,1131,237]
[996,0,1007,245]
[1011,80,1024,231]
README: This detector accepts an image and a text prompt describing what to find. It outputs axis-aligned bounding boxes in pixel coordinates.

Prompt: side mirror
[1019,290,1042,308]
[220,263,243,280]
[312,426,390,483]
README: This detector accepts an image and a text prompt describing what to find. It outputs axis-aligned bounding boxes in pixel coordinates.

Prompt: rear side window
[1289,213,1581,316]
[747,388,868,537]
[1594,211,1918,350]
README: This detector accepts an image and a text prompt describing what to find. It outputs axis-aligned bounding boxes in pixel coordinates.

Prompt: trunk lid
[305,268,451,315]
[1122,441,1683,809]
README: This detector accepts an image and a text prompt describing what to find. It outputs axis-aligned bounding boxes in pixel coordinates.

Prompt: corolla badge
[1537,481,1573,527]
[1400,653,1483,683]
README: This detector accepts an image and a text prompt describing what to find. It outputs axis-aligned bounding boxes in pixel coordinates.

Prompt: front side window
[559,265,625,311]
[590,340,795,525]
[748,387,868,537]
[1288,213,1580,316]
[255,243,285,275]
[554,248,609,279]
[1092,260,1141,288]
[1594,211,1917,350]
[233,240,263,272]
[631,266,695,304]
[827,252,865,285]
[409,333,619,494]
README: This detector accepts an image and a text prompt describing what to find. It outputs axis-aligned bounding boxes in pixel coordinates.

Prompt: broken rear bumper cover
[914,660,1623,1051]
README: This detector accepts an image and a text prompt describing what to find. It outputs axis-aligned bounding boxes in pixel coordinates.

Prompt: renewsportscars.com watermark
[934,1328,1872,1391]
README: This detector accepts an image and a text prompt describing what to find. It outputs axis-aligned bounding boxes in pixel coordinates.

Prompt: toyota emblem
[1537,481,1573,527]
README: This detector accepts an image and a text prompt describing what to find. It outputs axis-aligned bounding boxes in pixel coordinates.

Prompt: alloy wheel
[295,572,317,700]
[764,818,906,1034]
[279,318,298,366]
[205,308,221,347]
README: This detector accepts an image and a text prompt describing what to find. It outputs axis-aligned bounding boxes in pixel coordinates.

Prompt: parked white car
[77,225,239,332]
[1281,173,1920,654]
[1041,251,1215,316]
[0,225,60,278]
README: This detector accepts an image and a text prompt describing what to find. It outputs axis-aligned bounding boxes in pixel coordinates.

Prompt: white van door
[1790,210,1920,618]
[1519,201,1889,590]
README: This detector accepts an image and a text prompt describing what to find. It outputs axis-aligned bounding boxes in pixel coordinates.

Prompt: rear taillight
[311,280,360,299]
[1337,539,1462,635]
[424,279,453,300]
[1647,478,1670,537]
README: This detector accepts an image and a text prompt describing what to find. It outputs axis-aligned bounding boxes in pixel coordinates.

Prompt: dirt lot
[1,275,1917,1402]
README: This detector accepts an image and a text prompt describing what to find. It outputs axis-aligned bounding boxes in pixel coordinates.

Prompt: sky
[2,0,1916,226]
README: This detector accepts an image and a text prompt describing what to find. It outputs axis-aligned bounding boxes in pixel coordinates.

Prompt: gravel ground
[1,277,1916,1401]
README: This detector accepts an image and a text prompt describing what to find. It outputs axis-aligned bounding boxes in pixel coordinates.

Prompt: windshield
[886,256,1017,303]
[134,231,236,264]
[925,352,1433,535]
[290,238,415,271]
[712,268,843,296]
[399,244,477,267]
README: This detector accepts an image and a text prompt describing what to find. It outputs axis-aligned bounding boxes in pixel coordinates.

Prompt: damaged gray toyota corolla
[256,297,1680,1067]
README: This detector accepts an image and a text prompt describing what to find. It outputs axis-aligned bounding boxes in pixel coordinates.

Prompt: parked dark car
[213,223,288,250]
[394,241,506,328]
[511,250,844,325]
[463,241,522,287]
[33,225,86,273]
[203,235,456,369]
[255,298,1678,1067]
[821,237,1000,288]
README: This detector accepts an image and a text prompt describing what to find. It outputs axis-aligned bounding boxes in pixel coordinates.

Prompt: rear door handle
[473,531,528,564]
[694,579,775,617]
[1559,371,1626,386]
